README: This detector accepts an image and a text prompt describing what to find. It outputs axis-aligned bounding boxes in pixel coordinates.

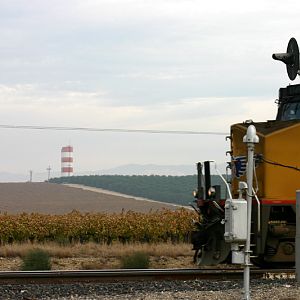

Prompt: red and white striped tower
[61,145,73,177]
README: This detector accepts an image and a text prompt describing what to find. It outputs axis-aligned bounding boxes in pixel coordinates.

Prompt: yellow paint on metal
[231,121,300,201]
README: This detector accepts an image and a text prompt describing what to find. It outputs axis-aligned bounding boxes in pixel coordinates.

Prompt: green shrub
[120,251,150,269]
[21,249,51,271]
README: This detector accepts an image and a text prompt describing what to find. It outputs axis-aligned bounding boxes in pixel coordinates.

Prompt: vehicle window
[281,103,300,120]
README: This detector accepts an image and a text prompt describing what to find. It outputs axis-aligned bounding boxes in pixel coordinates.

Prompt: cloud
[116,69,193,81]
[0,82,277,135]
[0,0,297,175]
[0,0,297,102]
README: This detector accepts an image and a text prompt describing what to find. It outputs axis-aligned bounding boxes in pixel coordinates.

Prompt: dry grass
[0,242,193,259]
[0,243,196,271]
[80,259,111,270]
[0,243,72,258]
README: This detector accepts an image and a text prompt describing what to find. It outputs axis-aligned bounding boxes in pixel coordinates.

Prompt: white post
[243,125,259,300]
[296,190,300,282]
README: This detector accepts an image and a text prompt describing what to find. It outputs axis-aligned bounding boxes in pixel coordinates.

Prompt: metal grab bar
[252,187,261,235]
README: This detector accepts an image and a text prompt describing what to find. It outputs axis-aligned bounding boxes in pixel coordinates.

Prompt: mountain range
[0,164,198,182]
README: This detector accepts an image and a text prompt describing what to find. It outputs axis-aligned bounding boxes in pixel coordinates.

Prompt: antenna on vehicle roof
[273,37,299,80]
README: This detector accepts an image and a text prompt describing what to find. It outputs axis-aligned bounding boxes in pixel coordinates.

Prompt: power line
[0,124,229,135]
[262,156,300,172]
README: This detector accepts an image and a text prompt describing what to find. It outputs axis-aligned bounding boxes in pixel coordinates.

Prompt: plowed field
[0,182,183,214]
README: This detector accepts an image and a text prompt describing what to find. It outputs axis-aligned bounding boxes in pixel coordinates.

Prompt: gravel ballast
[0,279,298,300]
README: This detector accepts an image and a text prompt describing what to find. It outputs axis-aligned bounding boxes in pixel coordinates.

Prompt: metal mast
[243,125,259,299]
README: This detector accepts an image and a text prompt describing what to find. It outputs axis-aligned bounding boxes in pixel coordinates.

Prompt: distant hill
[50,174,228,206]
[0,164,196,182]
[96,164,196,176]
[0,163,226,183]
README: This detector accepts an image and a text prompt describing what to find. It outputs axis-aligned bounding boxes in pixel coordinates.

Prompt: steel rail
[0,268,294,284]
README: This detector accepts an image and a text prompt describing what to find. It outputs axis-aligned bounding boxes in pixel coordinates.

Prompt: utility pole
[46,166,51,181]
[29,170,33,182]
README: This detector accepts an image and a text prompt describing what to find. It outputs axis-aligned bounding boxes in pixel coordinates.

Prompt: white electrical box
[224,198,247,243]
[232,250,245,264]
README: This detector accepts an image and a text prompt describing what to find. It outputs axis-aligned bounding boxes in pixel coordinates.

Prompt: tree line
[49,175,226,205]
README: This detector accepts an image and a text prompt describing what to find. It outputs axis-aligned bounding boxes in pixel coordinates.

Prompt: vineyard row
[0,209,197,244]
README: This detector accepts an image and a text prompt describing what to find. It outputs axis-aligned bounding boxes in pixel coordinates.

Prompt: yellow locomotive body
[231,120,300,204]
[191,39,300,266]
[192,120,300,266]
[230,120,300,264]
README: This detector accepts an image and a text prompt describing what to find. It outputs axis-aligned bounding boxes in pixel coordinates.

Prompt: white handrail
[211,160,233,200]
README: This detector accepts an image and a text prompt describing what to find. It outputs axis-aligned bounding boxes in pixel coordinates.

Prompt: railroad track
[0,268,295,284]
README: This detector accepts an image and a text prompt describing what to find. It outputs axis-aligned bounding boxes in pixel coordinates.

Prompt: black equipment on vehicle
[273,37,299,80]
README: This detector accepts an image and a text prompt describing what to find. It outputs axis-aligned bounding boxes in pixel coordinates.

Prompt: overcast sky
[0,0,299,177]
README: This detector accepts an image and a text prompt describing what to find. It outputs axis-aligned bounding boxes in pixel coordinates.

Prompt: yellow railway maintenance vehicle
[191,38,300,267]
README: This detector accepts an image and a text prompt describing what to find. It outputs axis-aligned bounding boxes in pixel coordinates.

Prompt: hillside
[0,182,182,214]
[50,175,227,205]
